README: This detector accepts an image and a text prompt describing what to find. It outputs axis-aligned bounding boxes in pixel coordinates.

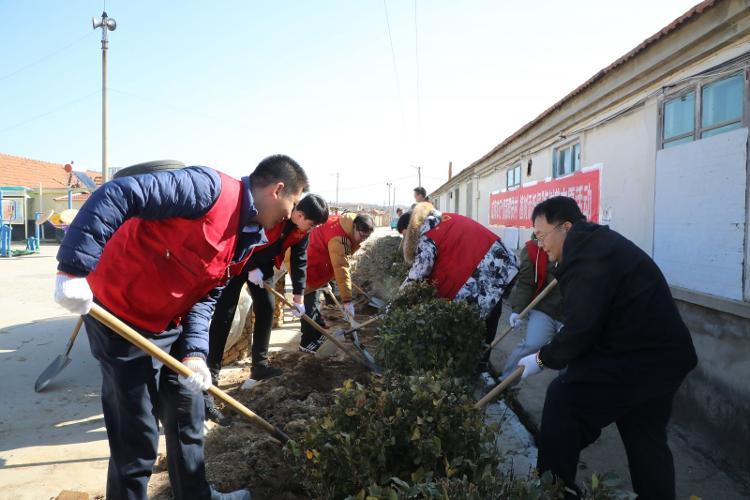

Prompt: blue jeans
[501,309,563,379]
[84,314,211,500]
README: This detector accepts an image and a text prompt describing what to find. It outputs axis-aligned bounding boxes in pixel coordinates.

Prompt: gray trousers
[501,309,563,379]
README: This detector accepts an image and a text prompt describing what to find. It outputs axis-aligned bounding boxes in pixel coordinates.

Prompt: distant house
[0,152,95,240]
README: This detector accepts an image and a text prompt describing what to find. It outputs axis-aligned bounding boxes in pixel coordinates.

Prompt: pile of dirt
[351,235,409,300]
[150,344,372,500]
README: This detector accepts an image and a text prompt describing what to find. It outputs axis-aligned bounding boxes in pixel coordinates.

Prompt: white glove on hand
[292,295,305,318]
[509,312,522,329]
[247,268,264,286]
[54,272,93,315]
[343,302,356,320]
[178,357,212,393]
[518,352,543,380]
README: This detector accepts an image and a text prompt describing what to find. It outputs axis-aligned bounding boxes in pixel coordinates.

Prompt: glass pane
[702,74,743,128]
[701,121,743,139]
[506,169,512,186]
[515,166,521,185]
[572,143,581,172]
[664,136,693,148]
[562,147,572,175]
[663,92,695,140]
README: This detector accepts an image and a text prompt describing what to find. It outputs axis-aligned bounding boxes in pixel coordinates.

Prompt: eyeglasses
[535,223,565,243]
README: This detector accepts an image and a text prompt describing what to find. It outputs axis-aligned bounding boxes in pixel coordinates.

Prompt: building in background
[430,0,750,476]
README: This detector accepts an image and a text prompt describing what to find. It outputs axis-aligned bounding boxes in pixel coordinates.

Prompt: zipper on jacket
[165,248,199,277]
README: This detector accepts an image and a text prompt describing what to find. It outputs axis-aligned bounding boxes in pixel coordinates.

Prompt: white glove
[178,357,212,393]
[518,352,543,380]
[509,312,522,329]
[247,268,264,286]
[292,295,305,318]
[343,302,356,320]
[54,272,93,315]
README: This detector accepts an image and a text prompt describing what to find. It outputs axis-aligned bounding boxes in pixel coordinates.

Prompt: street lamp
[93,11,116,183]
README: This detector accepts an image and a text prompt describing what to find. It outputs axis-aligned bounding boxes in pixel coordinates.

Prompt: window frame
[506,163,522,188]
[659,68,748,149]
[552,140,581,178]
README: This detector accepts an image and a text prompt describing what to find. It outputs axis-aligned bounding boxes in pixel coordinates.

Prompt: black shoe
[250,364,283,380]
[205,401,231,427]
[299,337,325,354]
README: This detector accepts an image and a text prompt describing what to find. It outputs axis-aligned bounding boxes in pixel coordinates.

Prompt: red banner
[489,168,600,227]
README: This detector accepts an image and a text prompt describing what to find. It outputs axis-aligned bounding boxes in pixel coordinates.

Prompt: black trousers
[300,289,327,349]
[207,274,276,376]
[537,374,677,499]
[84,315,210,500]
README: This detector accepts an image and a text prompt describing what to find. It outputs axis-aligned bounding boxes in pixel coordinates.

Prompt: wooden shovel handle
[486,279,558,352]
[264,284,365,366]
[475,365,524,409]
[88,304,289,444]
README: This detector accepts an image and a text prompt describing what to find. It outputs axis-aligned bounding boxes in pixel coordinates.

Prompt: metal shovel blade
[368,296,387,310]
[34,355,72,392]
[34,316,84,393]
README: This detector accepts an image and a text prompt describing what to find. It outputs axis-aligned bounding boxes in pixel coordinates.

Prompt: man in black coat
[517,196,697,499]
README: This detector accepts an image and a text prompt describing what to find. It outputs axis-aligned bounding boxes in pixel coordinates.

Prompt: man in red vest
[53,155,308,500]
[204,194,328,424]
[500,236,564,380]
[401,202,519,347]
[299,212,374,352]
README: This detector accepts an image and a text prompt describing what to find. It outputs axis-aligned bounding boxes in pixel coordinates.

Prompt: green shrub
[377,297,485,379]
[386,281,438,311]
[289,372,499,499]
[351,470,565,499]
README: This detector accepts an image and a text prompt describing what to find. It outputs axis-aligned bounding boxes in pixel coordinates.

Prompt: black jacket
[539,222,697,394]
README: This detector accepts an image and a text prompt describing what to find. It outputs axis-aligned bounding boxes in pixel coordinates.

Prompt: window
[433,197,439,211]
[701,73,744,138]
[454,187,460,213]
[663,91,695,148]
[506,164,521,187]
[661,72,746,148]
[553,142,580,177]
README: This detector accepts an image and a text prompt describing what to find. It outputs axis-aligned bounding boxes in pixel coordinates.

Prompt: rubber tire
[112,160,186,179]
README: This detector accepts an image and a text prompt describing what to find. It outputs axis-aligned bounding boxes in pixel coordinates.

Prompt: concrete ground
[0,244,304,499]
[488,309,750,499]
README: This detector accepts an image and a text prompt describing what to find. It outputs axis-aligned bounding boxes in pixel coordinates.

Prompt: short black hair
[296,194,329,225]
[353,213,375,234]
[413,187,427,198]
[250,154,309,195]
[396,212,411,233]
[531,196,586,225]
[396,208,403,215]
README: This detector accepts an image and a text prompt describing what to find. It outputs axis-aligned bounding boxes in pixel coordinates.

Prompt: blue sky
[1,0,699,205]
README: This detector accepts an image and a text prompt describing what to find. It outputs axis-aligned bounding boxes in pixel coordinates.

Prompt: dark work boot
[250,364,283,380]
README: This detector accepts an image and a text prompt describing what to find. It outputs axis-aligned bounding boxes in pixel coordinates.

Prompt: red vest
[525,240,549,297]
[256,221,308,269]
[426,213,498,299]
[305,216,350,290]
[87,172,250,332]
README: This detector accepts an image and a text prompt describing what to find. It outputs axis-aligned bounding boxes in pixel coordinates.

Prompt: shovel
[34,316,84,392]
[264,284,382,375]
[88,304,290,444]
[352,282,386,310]
[483,279,558,356]
[321,286,381,368]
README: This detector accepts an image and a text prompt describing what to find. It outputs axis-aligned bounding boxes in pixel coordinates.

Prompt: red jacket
[305,215,351,291]
[525,240,549,297]
[426,213,498,299]
[87,172,250,332]
[257,221,308,270]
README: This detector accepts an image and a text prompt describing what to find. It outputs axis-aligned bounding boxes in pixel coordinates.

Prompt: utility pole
[412,165,422,186]
[386,182,392,211]
[335,172,340,206]
[93,11,117,183]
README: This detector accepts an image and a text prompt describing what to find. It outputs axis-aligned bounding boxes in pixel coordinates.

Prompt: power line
[0,90,99,135]
[0,32,94,84]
